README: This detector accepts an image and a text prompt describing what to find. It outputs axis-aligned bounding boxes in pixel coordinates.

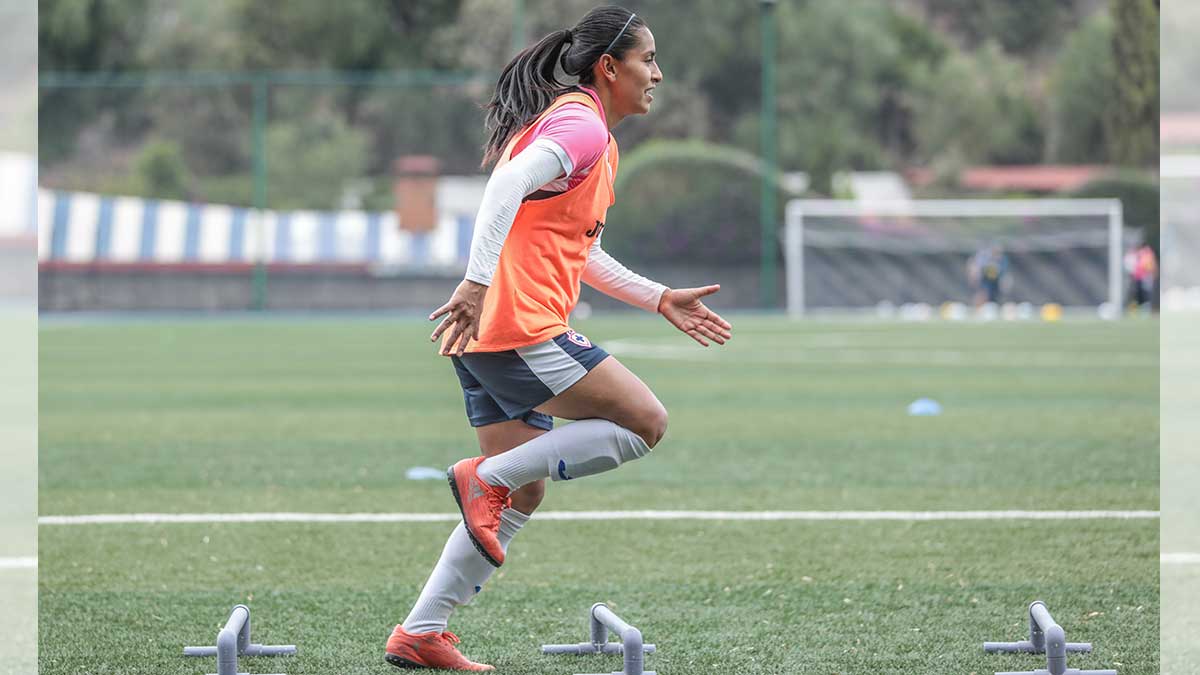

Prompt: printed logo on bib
[566,330,593,349]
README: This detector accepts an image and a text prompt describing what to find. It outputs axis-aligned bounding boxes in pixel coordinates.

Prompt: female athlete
[385,6,732,670]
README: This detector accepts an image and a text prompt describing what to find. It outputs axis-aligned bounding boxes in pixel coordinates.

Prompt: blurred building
[905,165,1111,193]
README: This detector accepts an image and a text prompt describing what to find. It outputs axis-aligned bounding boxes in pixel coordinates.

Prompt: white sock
[402,507,530,634]
[475,419,651,490]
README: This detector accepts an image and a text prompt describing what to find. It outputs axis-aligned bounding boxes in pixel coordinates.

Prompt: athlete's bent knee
[510,480,545,514]
[637,404,669,449]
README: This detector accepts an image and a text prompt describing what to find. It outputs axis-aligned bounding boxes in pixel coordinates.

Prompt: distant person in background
[967,243,1010,307]
[1125,243,1158,311]
[383,6,732,672]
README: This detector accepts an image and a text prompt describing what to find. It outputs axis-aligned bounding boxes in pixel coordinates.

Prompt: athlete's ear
[598,53,619,82]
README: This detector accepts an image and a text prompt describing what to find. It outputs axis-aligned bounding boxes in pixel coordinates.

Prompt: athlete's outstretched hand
[657,285,733,347]
[430,280,488,356]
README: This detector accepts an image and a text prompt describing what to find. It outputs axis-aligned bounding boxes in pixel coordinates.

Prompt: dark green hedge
[605,140,796,265]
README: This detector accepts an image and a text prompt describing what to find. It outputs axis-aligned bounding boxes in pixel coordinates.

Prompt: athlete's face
[613,28,662,116]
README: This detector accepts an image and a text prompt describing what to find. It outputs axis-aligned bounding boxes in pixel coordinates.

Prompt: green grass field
[38,315,1158,674]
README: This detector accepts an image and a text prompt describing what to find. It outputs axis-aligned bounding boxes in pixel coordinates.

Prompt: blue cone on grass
[907,398,942,416]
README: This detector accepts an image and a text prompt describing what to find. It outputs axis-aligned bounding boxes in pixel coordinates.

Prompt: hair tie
[603,12,636,55]
[560,31,575,74]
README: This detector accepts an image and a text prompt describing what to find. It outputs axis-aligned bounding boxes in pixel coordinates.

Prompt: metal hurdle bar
[184,605,296,675]
[983,601,1115,675]
[542,603,656,675]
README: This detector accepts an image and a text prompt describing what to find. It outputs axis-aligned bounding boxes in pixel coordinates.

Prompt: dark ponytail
[481,5,647,167]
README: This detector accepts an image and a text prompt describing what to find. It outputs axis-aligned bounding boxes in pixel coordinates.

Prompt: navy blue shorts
[451,329,610,431]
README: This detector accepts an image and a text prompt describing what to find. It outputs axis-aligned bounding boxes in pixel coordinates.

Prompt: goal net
[783,199,1127,316]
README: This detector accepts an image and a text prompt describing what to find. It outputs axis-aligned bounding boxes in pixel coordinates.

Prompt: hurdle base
[184,604,297,675]
[543,603,655,675]
[542,642,656,655]
[573,671,656,675]
[185,645,298,657]
[983,641,1093,654]
[983,601,1116,675]
[995,670,1116,675]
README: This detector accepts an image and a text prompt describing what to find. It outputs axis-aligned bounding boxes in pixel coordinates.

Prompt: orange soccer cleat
[384,626,495,671]
[447,456,511,567]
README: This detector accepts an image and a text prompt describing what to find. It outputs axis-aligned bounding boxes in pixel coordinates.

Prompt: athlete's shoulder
[536,103,609,175]
[541,103,606,138]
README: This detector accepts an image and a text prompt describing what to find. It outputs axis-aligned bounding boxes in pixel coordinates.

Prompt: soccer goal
[783,199,1127,317]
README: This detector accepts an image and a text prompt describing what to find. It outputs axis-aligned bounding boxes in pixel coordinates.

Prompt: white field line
[1162,553,1200,565]
[0,556,37,569]
[603,339,1156,368]
[38,510,1159,526]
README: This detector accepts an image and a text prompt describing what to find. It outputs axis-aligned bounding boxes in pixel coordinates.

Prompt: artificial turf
[38,314,1158,674]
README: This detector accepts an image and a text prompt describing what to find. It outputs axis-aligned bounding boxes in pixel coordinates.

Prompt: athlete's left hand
[430,279,488,356]
[657,285,733,347]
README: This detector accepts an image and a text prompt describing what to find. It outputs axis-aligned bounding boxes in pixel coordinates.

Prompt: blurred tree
[133,138,193,201]
[140,85,250,177]
[355,84,489,175]
[36,0,1140,211]
[263,107,368,209]
[429,0,518,73]
[1105,0,1158,166]
[911,42,1042,167]
[626,0,763,147]
[229,0,463,70]
[139,1,242,69]
[906,0,1082,57]
[758,1,948,192]
[229,0,467,147]
[134,2,251,175]
[39,0,150,69]
[1048,12,1114,163]
[38,0,152,161]
[434,0,744,150]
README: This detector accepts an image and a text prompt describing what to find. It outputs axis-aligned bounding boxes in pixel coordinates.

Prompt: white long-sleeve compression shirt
[463,138,668,313]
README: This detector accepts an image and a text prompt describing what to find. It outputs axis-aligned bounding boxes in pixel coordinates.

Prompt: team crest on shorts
[566,330,593,349]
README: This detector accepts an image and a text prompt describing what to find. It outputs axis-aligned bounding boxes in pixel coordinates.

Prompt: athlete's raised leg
[476,419,548,514]
[450,357,663,569]
[534,356,668,447]
[471,356,663,492]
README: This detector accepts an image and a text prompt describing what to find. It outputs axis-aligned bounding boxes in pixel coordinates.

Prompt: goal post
[783,199,1126,317]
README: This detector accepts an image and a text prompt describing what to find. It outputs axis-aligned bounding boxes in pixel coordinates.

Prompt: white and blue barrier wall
[37,177,486,268]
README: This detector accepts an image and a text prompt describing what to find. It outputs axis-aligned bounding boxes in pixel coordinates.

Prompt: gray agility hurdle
[983,601,1116,675]
[542,603,656,675]
[184,605,296,675]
